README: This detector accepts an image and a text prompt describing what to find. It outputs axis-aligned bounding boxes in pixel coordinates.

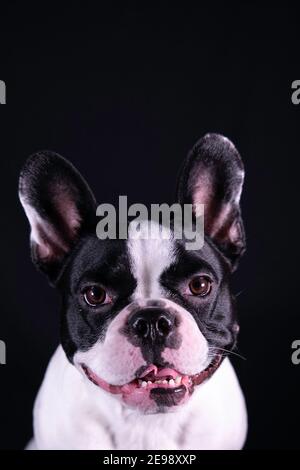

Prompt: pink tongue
[140,365,179,380]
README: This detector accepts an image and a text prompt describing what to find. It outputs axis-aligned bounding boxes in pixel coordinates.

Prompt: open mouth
[81,354,222,408]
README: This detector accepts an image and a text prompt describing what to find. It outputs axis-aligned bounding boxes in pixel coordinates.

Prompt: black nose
[128,308,175,343]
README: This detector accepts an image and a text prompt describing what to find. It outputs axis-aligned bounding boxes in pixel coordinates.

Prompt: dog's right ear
[19,151,97,285]
[176,134,245,271]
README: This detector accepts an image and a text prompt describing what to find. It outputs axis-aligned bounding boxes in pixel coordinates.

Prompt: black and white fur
[19,133,247,450]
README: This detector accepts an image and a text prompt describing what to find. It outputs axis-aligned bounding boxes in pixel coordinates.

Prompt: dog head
[19,133,245,414]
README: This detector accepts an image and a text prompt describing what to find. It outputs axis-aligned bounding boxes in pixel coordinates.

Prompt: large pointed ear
[19,151,97,284]
[176,133,246,271]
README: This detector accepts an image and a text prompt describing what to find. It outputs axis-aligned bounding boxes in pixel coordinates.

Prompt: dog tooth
[175,376,181,385]
[147,381,152,386]
[162,380,168,384]
[169,379,175,386]
[138,380,142,387]
[156,380,162,384]
[141,381,147,388]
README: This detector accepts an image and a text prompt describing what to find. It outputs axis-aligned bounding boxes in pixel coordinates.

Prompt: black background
[0,3,299,450]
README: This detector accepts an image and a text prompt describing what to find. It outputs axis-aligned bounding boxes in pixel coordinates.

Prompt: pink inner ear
[192,170,242,244]
[209,203,232,238]
[228,219,242,244]
[192,171,225,236]
[20,183,83,263]
[52,184,82,238]
[193,171,214,217]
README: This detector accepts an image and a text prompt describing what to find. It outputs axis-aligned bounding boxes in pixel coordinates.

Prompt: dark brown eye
[189,276,212,297]
[83,286,107,307]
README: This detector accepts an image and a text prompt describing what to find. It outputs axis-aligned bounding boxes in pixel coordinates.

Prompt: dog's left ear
[19,151,97,284]
[176,133,246,271]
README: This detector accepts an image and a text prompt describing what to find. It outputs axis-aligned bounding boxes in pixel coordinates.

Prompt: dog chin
[80,355,222,414]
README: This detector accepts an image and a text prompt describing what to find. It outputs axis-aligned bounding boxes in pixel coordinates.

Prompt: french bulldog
[19,133,247,450]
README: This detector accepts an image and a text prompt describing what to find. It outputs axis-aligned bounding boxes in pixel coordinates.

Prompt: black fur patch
[58,236,137,361]
[159,236,238,352]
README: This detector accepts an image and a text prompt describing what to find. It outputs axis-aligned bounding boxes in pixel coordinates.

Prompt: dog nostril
[129,309,175,341]
[133,318,149,338]
[156,315,172,337]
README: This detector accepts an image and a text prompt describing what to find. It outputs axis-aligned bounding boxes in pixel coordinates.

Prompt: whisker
[234,290,244,297]
[208,347,246,361]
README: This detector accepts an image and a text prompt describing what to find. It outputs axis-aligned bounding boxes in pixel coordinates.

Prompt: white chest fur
[31,346,247,450]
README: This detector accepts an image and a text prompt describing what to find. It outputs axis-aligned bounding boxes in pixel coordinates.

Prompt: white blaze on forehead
[127,220,175,300]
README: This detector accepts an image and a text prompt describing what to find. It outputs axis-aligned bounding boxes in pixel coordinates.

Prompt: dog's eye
[189,276,212,297]
[83,286,108,307]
